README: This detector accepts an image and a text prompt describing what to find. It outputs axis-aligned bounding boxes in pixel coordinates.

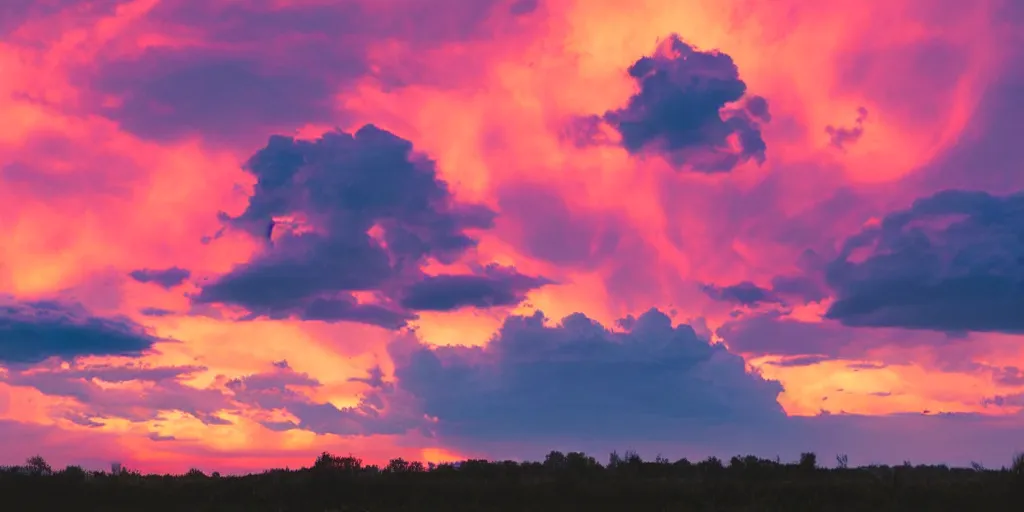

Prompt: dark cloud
[194,125,517,327]
[825,107,868,150]
[129,267,191,289]
[702,281,781,307]
[397,265,551,312]
[824,189,1024,333]
[600,34,769,172]
[0,300,159,364]
[293,297,414,330]
[390,308,786,442]
[702,273,828,309]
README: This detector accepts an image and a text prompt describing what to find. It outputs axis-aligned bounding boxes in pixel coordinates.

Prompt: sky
[1,0,1023,474]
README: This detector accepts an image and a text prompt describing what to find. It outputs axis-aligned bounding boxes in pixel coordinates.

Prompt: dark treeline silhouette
[2,450,1022,511]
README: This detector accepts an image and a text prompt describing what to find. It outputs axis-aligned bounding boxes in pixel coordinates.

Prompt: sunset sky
[2,0,1023,474]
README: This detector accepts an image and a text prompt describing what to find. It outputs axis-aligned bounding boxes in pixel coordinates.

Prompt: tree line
[1,450,1022,511]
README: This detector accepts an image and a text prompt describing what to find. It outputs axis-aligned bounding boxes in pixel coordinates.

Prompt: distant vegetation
[2,450,1022,511]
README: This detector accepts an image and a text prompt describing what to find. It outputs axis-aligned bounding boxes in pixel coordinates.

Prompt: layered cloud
[825,190,1024,333]
[0,299,159,364]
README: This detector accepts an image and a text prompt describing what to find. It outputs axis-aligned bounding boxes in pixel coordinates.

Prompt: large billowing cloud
[390,309,787,443]
[825,189,1024,333]
[195,125,548,327]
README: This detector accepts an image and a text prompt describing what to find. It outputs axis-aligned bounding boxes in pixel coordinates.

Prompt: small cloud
[128,267,191,289]
[825,107,868,150]
[597,34,769,172]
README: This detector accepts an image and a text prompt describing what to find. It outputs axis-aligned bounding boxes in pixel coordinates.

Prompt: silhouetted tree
[25,455,51,475]
[386,458,410,473]
[543,451,568,471]
[799,452,817,471]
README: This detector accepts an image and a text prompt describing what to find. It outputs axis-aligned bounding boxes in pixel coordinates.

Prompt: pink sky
[1,0,1023,473]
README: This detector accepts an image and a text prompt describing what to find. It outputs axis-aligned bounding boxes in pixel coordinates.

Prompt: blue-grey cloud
[194,125,532,328]
[129,267,191,289]
[390,308,786,442]
[0,300,160,364]
[599,34,770,172]
[702,281,781,307]
[824,189,1024,333]
[397,265,551,311]
[825,107,868,150]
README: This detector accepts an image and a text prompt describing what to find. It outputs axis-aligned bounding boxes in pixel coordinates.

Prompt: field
[2,451,1022,511]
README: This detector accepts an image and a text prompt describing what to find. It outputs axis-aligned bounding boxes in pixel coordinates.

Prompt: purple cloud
[0,300,159,364]
[600,34,770,172]
[825,107,868,150]
[129,267,191,289]
[397,265,551,311]
[195,125,503,327]
[389,308,786,442]
[702,281,782,307]
[824,189,1024,333]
